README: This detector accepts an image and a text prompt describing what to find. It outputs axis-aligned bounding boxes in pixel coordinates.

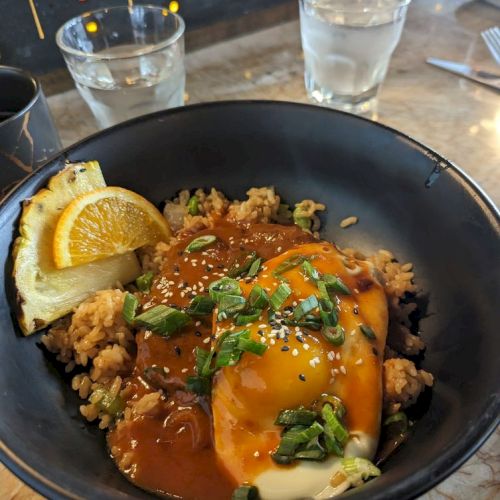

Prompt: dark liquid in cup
[0,111,16,122]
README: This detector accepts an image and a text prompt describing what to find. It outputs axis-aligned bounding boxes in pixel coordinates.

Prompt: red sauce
[107,222,314,499]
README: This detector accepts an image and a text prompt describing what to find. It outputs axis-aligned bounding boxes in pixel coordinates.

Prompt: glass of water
[56,5,185,129]
[299,0,410,114]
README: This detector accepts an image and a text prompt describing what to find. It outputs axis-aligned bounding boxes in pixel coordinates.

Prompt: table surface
[2,0,499,498]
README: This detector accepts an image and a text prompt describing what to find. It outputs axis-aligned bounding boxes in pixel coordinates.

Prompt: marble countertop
[2,0,498,498]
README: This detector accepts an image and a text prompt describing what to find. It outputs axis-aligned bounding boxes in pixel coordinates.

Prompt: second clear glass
[57,5,185,129]
[299,0,411,114]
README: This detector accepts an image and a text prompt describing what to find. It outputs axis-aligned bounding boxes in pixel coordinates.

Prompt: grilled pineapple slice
[13,161,142,335]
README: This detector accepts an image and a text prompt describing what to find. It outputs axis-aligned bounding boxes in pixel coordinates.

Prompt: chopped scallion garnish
[135,305,190,336]
[341,457,381,485]
[269,283,292,310]
[135,271,154,293]
[232,485,259,500]
[272,422,324,462]
[237,337,268,356]
[360,324,376,340]
[92,388,125,417]
[122,292,138,324]
[322,403,348,445]
[185,375,211,395]
[274,409,318,426]
[283,315,322,330]
[248,284,269,309]
[302,260,320,282]
[247,257,262,277]
[194,346,215,377]
[186,295,215,316]
[216,330,250,367]
[187,195,199,216]
[383,411,408,432]
[185,234,217,252]
[323,274,351,295]
[228,251,259,278]
[321,325,345,345]
[217,294,246,320]
[209,277,241,302]
[273,255,308,279]
[319,298,338,327]
[235,308,262,325]
[293,295,319,320]
[293,205,311,230]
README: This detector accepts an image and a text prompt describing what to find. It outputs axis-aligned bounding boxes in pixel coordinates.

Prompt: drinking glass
[56,5,185,129]
[299,0,411,114]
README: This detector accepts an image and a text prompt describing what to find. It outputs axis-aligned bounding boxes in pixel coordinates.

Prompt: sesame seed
[327,351,335,361]
[174,346,182,356]
[277,246,282,252]
[254,451,260,458]
[355,358,363,365]
[270,339,276,345]
[309,359,316,368]
[292,301,298,307]
[262,274,268,278]
[168,280,175,285]
[340,365,347,375]
[203,337,211,344]
[173,272,180,276]
[281,346,290,352]
[299,374,306,382]
[296,336,304,343]
[202,276,209,280]
[195,331,202,337]
[163,367,170,374]
[258,324,267,329]
[181,368,188,374]
[195,321,201,327]
[192,263,197,267]
[334,368,339,374]
[292,348,299,357]
[202,260,206,265]
[184,257,188,262]
[336,352,341,360]
[303,344,310,351]
[180,292,185,298]
[260,337,267,344]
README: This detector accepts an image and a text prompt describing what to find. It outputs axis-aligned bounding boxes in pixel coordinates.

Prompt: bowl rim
[0,100,498,500]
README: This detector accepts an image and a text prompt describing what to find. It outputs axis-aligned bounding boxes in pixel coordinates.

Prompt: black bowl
[0,101,498,500]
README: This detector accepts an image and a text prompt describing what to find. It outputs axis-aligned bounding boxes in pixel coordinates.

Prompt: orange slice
[53,186,171,268]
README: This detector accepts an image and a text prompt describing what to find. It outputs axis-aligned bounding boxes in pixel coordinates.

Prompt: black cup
[0,66,61,194]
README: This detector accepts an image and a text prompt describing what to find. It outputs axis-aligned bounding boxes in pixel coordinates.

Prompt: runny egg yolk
[211,242,388,492]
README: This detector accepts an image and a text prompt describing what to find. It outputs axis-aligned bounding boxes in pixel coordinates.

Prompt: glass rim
[0,65,41,129]
[299,0,411,13]
[55,4,185,61]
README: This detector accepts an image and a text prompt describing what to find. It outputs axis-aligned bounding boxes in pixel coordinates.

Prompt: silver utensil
[426,57,500,91]
[481,26,500,65]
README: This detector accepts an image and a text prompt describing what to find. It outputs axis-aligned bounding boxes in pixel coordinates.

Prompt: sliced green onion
[185,375,211,395]
[186,295,215,316]
[135,305,190,336]
[319,298,338,327]
[215,330,250,368]
[324,274,351,295]
[324,433,344,456]
[232,485,259,500]
[283,315,322,331]
[293,295,319,320]
[360,324,376,340]
[217,294,246,320]
[273,422,324,460]
[228,251,258,278]
[194,346,215,377]
[275,409,318,426]
[209,277,241,302]
[248,284,269,309]
[273,255,307,279]
[93,388,125,417]
[383,411,408,432]
[235,309,262,325]
[302,260,320,282]
[237,337,268,356]
[322,325,345,346]
[322,403,348,445]
[294,436,327,461]
[317,280,330,302]
[293,206,311,230]
[185,234,217,252]
[247,257,262,277]
[341,457,381,484]
[135,271,154,293]
[122,292,138,324]
[269,283,292,310]
[187,195,200,216]
[313,394,346,419]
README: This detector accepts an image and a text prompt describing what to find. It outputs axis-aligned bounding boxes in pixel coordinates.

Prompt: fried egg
[212,242,388,499]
